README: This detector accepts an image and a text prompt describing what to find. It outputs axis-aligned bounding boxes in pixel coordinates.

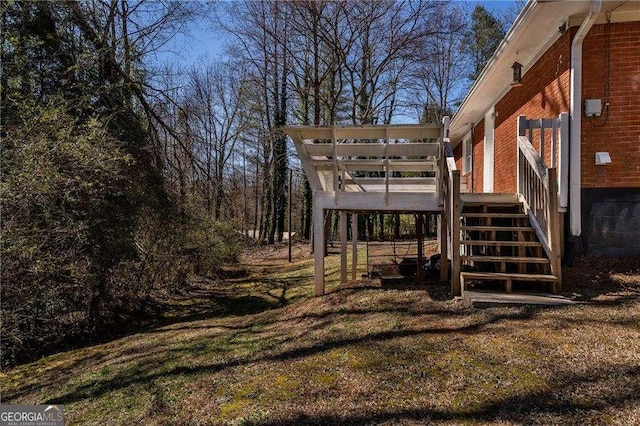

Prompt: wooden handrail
[518,136,547,182]
[517,135,562,293]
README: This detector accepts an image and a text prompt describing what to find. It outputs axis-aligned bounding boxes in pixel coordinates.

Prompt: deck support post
[547,168,562,294]
[451,171,461,296]
[313,195,325,296]
[340,210,348,284]
[417,213,424,280]
[440,213,449,283]
[351,213,358,280]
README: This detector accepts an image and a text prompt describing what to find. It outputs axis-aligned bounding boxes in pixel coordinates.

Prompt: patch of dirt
[563,256,640,301]
[241,240,312,265]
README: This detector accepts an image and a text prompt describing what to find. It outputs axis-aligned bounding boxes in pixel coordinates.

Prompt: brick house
[449,0,640,257]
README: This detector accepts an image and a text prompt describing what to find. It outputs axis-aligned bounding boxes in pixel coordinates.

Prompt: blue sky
[156,0,521,68]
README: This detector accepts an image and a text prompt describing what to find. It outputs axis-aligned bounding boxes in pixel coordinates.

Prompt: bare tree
[412,4,468,122]
[220,0,291,243]
[286,1,351,238]
[185,60,250,219]
[340,0,443,124]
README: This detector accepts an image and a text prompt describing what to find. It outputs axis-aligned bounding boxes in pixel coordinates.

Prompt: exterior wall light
[595,152,611,165]
[511,62,523,87]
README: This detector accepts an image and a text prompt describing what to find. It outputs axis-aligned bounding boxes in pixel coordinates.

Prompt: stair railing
[516,115,562,292]
[517,113,569,208]
[438,117,461,296]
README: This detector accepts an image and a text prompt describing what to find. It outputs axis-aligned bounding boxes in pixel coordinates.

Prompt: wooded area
[1,0,509,366]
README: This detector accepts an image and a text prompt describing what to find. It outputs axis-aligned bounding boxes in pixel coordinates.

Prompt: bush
[184,218,245,276]
[1,99,246,367]
[1,100,135,365]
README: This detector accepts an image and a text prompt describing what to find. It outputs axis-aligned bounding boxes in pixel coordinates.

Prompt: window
[463,135,472,174]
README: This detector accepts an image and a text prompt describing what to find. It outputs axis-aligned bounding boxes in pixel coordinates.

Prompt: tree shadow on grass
[2,277,296,379]
[43,307,537,405]
[330,275,452,301]
[133,273,314,332]
[10,257,639,412]
[254,364,640,425]
[162,293,283,318]
[563,256,640,304]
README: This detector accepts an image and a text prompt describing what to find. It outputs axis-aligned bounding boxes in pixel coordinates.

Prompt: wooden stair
[458,195,559,294]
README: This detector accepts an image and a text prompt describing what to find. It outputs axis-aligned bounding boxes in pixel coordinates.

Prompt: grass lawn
[1,242,639,425]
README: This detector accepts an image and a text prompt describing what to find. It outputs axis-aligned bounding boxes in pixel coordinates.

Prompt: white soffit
[449,0,638,143]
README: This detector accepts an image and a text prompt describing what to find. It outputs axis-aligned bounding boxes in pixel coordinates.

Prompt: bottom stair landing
[463,290,575,308]
[460,271,559,294]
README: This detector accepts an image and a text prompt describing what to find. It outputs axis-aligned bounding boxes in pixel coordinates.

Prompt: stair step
[461,226,533,232]
[461,255,549,263]
[461,271,558,295]
[461,213,527,218]
[460,193,520,204]
[460,272,558,282]
[462,203,522,209]
[460,240,542,247]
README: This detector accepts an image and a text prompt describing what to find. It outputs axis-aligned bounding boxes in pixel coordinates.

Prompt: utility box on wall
[584,99,602,117]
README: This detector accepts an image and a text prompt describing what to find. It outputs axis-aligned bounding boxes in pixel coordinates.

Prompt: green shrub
[1,98,247,367]
[185,218,246,275]
[1,100,135,365]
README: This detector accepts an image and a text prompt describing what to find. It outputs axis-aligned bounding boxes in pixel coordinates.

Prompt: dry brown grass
[1,244,639,425]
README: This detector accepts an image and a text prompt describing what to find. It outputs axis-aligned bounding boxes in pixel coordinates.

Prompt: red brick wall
[492,30,572,192]
[453,141,474,192]
[581,21,640,188]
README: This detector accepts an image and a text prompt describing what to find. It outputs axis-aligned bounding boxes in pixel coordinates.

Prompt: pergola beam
[313,191,440,212]
[291,130,324,191]
[304,142,439,158]
[285,124,441,141]
[314,160,436,172]
[345,177,437,186]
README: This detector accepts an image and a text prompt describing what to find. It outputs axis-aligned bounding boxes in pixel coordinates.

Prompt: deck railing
[517,116,562,293]
[438,117,461,296]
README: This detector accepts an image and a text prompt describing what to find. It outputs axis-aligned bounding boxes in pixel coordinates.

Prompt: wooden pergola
[284,122,459,296]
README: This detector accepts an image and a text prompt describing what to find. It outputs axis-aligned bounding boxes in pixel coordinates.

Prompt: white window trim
[462,133,472,174]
